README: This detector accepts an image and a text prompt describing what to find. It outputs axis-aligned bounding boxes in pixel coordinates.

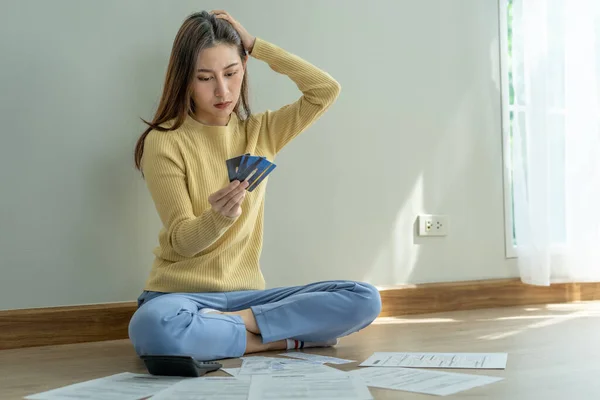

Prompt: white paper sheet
[222,368,251,381]
[279,352,356,364]
[349,367,503,396]
[24,372,184,400]
[151,376,250,400]
[360,352,508,369]
[222,367,241,376]
[239,357,347,376]
[248,374,373,400]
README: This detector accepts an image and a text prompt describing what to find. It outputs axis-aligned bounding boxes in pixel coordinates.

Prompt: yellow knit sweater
[141,38,341,293]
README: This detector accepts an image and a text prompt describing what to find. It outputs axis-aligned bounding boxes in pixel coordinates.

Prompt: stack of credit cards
[226,153,276,192]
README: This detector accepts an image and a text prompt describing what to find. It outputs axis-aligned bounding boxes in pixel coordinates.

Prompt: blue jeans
[128,280,381,361]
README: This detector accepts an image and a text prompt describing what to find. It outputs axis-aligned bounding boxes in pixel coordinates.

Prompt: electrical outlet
[418,214,448,236]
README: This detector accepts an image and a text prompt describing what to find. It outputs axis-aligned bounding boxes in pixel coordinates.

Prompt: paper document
[360,352,507,369]
[248,374,373,400]
[222,367,241,376]
[279,352,356,364]
[151,376,250,400]
[222,368,251,381]
[239,356,346,376]
[349,367,503,396]
[25,372,183,400]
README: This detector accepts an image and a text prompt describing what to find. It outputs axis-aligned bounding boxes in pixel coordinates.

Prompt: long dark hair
[134,11,251,171]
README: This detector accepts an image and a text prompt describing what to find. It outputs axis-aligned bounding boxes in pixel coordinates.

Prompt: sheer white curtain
[511,0,600,285]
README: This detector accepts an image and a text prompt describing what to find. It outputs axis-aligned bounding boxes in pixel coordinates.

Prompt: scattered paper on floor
[239,356,347,376]
[248,373,373,400]
[151,376,249,400]
[349,366,503,396]
[24,372,184,400]
[360,352,508,369]
[279,351,356,364]
[24,351,508,399]
[222,367,251,381]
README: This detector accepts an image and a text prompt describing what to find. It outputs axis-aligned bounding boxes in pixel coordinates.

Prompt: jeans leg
[225,280,382,343]
[128,292,246,361]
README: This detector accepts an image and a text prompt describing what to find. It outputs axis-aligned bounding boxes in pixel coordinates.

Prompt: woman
[129,10,381,361]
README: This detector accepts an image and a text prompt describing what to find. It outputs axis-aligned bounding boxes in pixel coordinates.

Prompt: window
[499,0,567,258]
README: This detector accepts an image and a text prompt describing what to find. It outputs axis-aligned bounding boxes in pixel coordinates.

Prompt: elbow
[333,80,342,97]
[168,220,200,258]
[304,78,341,110]
[310,79,341,111]
[327,80,341,104]
[171,241,197,258]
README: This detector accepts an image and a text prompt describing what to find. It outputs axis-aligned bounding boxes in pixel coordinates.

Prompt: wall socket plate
[418,214,448,236]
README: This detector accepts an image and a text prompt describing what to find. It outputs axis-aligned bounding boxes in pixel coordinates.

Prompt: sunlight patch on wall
[365,174,425,286]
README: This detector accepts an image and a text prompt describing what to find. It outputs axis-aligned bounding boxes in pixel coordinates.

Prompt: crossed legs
[128,280,381,361]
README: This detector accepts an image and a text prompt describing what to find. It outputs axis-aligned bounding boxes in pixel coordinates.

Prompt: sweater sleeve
[142,131,237,258]
[250,38,341,155]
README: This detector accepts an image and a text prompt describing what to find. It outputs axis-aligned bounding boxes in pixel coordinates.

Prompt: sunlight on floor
[477,311,600,321]
[375,284,417,291]
[543,301,600,311]
[478,310,591,340]
[373,317,457,325]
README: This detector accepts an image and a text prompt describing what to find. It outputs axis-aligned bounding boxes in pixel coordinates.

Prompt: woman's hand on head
[211,10,256,53]
[208,180,249,219]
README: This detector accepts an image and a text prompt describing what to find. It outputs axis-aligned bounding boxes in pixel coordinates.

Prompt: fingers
[215,183,245,207]
[209,180,249,217]
[211,10,231,19]
[211,10,237,24]
[214,188,246,217]
[222,189,246,215]
[208,180,240,203]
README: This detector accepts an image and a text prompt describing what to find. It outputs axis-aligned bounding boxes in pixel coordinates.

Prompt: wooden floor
[2,302,600,399]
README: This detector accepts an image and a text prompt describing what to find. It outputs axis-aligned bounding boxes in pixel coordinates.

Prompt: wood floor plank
[2,301,599,399]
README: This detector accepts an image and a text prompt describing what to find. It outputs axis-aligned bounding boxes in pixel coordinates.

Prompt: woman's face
[191,44,246,126]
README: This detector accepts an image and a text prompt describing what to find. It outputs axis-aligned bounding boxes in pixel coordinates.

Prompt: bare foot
[224,309,260,334]
[244,331,286,354]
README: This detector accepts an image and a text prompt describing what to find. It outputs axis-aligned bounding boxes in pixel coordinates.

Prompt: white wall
[0,0,517,310]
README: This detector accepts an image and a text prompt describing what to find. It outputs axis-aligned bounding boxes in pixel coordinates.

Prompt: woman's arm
[250,38,341,154]
[212,10,341,155]
[142,132,238,258]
